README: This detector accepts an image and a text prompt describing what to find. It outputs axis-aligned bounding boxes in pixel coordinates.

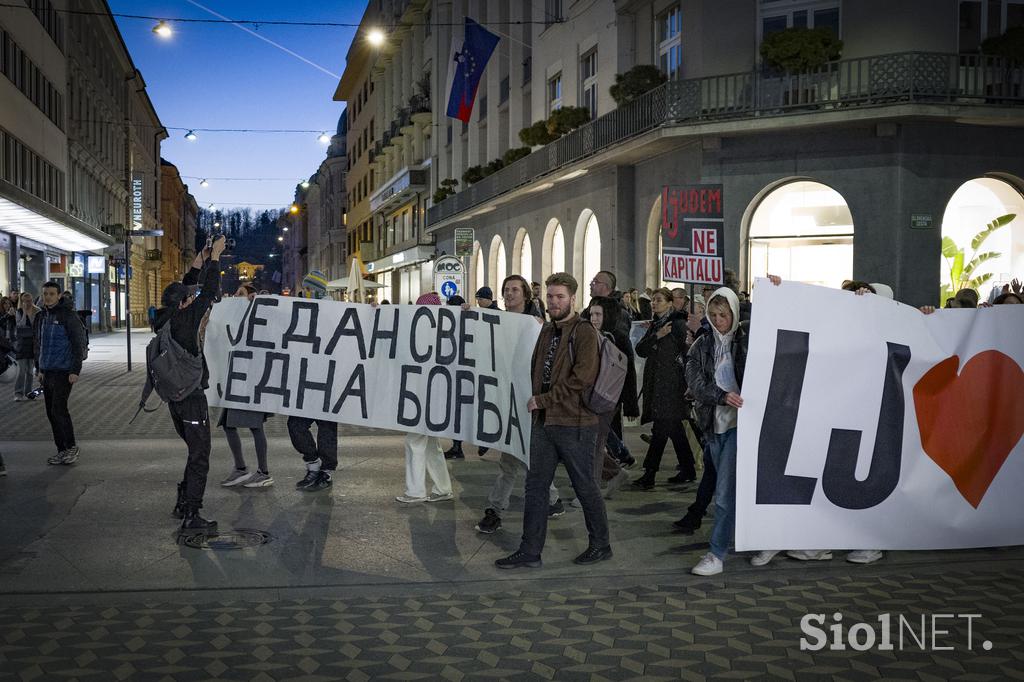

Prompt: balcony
[427,51,1024,227]
[145,249,162,261]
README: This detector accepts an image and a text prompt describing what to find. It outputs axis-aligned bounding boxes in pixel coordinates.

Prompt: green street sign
[454,227,474,257]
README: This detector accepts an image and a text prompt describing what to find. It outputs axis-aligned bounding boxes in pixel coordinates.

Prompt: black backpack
[129,319,204,423]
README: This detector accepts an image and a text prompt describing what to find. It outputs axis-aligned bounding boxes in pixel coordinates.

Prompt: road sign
[131,229,164,238]
[433,255,465,302]
[454,228,474,257]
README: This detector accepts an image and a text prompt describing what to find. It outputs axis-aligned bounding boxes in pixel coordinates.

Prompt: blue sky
[111,1,363,210]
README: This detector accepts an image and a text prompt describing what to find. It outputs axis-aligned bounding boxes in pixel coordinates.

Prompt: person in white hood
[684,287,748,576]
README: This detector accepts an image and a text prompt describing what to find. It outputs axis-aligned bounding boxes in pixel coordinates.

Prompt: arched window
[489,235,507,293]
[941,176,1023,304]
[542,219,565,279]
[581,212,601,306]
[472,241,485,293]
[747,180,854,290]
[512,228,533,283]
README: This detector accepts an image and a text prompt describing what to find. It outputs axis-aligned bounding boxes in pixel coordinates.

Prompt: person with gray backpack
[148,237,225,534]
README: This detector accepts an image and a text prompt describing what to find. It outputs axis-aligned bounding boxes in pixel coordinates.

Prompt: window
[580,50,598,118]
[657,6,682,77]
[544,0,562,27]
[758,0,841,48]
[500,75,509,104]
[523,55,532,85]
[959,0,1024,52]
[547,72,562,113]
[479,95,488,120]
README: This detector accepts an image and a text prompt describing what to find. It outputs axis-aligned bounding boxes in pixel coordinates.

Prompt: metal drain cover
[181,528,273,550]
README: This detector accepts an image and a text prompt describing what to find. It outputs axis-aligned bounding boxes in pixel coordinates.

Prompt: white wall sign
[433,255,465,302]
[131,175,144,230]
[737,281,1024,551]
[205,298,541,462]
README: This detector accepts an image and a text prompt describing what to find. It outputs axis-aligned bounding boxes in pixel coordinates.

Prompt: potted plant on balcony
[609,65,667,107]
[432,178,458,204]
[759,27,843,108]
[519,120,557,147]
[409,71,433,123]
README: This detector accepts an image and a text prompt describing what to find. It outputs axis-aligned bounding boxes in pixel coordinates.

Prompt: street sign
[433,255,465,302]
[454,227,475,257]
[68,263,84,277]
[131,229,164,237]
[660,184,725,286]
[910,213,933,229]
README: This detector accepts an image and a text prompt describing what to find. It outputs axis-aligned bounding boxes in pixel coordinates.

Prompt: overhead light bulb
[277,236,284,242]
[318,132,330,144]
[213,221,221,227]
[367,29,385,47]
[185,130,197,141]
[283,226,289,232]
[301,180,310,189]
[200,179,209,187]
[290,204,300,214]
[208,203,216,210]
[152,21,172,38]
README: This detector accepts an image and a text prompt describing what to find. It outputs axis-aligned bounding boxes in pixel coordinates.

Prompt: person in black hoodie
[631,287,696,489]
[158,236,225,533]
[34,281,89,465]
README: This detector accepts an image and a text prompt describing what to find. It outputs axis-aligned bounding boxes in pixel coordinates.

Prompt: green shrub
[502,146,531,164]
[609,65,667,106]
[519,120,556,147]
[432,178,458,204]
[981,26,1024,62]
[462,165,486,185]
[546,106,591,136]
[760,27,843,72]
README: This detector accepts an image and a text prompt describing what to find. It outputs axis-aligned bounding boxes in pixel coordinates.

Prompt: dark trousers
[688,450,717,518]
[169,393,212,511]
[42,371,75,452]
[520,423,609,557]
[287,416,338,470]
[642,418,696,478]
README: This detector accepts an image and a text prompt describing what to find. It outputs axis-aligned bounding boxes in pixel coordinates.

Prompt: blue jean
[707,428,737,559]
[520,423,608,557]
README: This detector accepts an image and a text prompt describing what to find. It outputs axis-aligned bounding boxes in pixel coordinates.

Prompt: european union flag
[446,17,500,124]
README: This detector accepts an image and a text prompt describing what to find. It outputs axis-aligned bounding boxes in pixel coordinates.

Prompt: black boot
[171,482,186,519]
[180,510,218,534]
[444,444,464,460]
[631,470,656,490]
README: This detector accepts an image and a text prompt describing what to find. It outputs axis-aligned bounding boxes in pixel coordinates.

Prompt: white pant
[487,452,559,513]
[404,433,452,498]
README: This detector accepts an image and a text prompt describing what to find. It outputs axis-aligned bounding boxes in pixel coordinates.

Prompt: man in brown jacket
[495,272,612,569]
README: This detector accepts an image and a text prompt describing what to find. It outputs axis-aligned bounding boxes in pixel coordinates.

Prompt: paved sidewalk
[2,358,1022,679]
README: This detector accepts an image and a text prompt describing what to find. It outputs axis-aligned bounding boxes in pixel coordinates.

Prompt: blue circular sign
[441,280,459,298]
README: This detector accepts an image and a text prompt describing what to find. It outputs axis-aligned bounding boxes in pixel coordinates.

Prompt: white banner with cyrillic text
[204,298,541,462]
[737,280,1024,550]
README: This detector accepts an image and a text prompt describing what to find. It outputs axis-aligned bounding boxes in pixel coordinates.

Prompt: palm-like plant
[940,213,1015,303]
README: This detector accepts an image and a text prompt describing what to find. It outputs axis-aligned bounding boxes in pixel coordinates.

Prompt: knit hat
[302,270,328,299]
[416,292,442,306]
[161,281,189,309]
[475,286,493,300]
[446,294,465,306]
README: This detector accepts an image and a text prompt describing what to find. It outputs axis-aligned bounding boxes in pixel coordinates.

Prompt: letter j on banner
[661,184,724,286]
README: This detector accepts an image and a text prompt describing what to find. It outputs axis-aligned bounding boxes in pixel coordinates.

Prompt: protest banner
[204,298,542,463]
[737,280,1024,550]
[661,184,724,286]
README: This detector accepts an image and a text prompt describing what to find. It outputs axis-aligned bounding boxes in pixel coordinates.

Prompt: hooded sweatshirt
[707,287,741,434]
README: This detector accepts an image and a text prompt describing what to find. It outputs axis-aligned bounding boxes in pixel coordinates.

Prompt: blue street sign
[441,280,459,298]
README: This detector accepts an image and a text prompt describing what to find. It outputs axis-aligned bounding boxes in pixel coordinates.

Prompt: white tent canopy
[326,278,383,290]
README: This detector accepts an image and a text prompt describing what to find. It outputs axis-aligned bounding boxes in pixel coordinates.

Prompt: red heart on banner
[913,351,1024,508]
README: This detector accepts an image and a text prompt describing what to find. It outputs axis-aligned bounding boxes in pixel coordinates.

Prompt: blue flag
[446,17,500,123]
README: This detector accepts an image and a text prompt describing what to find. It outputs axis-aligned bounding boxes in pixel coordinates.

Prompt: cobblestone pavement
[1,563,1022,681]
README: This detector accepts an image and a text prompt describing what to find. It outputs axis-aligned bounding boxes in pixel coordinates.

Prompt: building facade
[410,0,1024,308]
[159,159,199,288]
[0,0,115,312]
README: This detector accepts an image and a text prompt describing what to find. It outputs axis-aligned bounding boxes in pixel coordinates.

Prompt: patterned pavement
[1,564,1022,681]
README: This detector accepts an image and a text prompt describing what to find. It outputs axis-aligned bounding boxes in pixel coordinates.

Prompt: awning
[365,245,434,274]
[327,278,384,290]
[0,183,114,253]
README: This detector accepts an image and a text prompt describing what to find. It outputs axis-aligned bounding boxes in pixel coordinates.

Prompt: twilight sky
[111,1,362,210]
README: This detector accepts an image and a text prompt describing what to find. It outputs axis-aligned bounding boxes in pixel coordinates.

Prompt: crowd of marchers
[2,247,1021,574]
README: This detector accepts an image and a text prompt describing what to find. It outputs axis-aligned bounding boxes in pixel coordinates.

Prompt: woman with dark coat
[631,287,696,489]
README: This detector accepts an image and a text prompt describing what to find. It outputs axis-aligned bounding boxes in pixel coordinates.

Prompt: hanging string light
[152,20,172,38]
[200,179,209,187]
[317,132,330,144]
[184,130,197,141]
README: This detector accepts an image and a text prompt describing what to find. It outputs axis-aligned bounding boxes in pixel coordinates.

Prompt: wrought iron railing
[428,51,1023,226]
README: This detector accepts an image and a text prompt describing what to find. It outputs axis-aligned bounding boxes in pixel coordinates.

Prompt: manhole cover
[181,528,273,550]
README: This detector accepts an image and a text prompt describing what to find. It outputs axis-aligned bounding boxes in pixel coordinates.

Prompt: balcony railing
[428,51,1023,226]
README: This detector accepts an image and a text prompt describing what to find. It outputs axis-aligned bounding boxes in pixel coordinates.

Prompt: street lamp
[289,204,300,214]
[318,132,330,144]
[283,226,289,232]
[277,236,284,242]
[152,21,172,38]
[185,130,197,141]
[367,28,385,46]
[300,180,310,189]
[200,179,209,187]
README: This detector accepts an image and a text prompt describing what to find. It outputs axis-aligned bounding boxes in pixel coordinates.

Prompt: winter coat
[33,298,88,374]
[14,307,39,360]
[685,288,749,438]
[635,309,689,424]
[154,261,222,393]
[531,314,601,427]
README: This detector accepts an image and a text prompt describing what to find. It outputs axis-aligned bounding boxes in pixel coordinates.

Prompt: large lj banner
[204,298,541,463]
[737,281,1024,551]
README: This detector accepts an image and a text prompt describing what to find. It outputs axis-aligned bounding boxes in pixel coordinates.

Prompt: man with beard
[495,273,611,569]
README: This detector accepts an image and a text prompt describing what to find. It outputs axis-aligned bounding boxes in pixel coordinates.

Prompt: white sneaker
[14,395,23,402]
[846,549,883,564]
[691,552,724,576]
[426,491,453,502]
[603,469,630,499]
[787,550,833,561]
[395,494,428,504]
[221,469,253,487]
[750,550,780,567]
[242,471,274,488]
